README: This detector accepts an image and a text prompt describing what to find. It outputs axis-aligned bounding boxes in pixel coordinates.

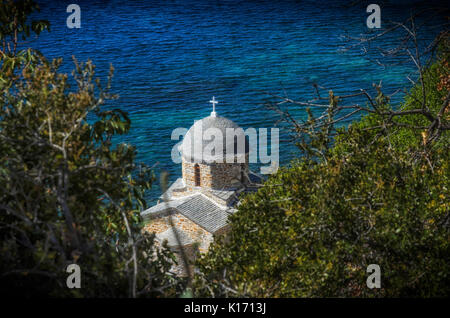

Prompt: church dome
[180,114,249,163]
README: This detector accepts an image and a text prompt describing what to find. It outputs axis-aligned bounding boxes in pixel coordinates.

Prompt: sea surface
[30,0,446,203]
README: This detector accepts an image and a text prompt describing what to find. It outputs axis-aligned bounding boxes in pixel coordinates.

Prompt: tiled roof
[142,171,263,234]
[141,196,190,220]
[159,177,185,200]
[176,194,233,233]
[142,193,234,233]
[209,189,236,201]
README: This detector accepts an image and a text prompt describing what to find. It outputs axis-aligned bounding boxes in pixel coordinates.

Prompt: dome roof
[180,114,249,163]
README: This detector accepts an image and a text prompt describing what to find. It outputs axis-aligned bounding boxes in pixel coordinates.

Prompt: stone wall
[146,220,233,277]
[144,212,218,277]
[182,156,249,190]
[182,160,212,189]
[209,162,247,189]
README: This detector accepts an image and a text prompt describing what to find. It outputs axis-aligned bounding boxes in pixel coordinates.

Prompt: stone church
[142,98,262,274]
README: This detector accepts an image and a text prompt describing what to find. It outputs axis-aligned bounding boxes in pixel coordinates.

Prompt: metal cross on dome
[210,96,218,117]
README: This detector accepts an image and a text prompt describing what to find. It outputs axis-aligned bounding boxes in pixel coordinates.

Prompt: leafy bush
[0,1,183,297]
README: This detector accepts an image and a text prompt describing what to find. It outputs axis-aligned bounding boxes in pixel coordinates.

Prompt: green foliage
[0,1,184,297]
[0,0,49,86]
[0,52,184,297]
[0,0,49,43]
[196,139,449,297]
[354,42,450,152]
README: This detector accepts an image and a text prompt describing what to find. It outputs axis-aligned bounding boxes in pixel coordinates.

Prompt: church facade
[142,98,261,275]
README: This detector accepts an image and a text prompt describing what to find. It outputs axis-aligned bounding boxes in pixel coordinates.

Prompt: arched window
[194,164,201,187]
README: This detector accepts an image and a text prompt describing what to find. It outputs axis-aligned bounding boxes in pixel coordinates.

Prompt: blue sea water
[30,0,446,203]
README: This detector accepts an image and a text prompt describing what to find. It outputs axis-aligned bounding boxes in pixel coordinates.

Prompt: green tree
[0,0,183,297]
